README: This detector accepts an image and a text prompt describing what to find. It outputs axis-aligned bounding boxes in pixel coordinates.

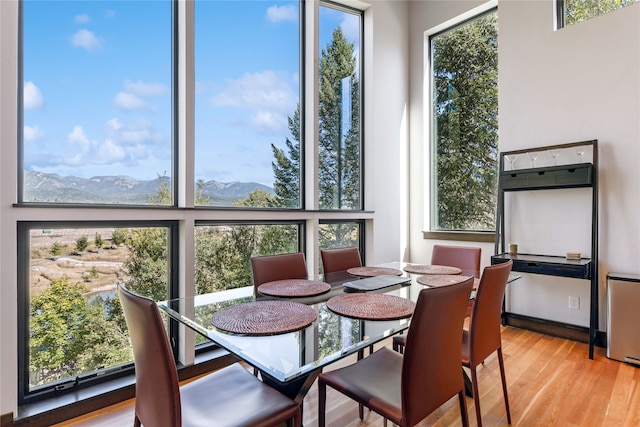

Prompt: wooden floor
[54,326,640,426]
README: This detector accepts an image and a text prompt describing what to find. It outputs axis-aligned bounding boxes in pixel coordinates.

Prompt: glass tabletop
[158,262,417,385]
[157,262,521,386]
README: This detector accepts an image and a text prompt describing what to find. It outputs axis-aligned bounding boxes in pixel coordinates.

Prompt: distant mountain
[23,171,273,205]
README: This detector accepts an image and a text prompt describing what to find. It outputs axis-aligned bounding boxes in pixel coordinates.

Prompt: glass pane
[431,12,498,231]
[318,221,362,273]
[563,0,639,27]
[195,223,300,294]
[27,226,169,391]
[194,1,301,208]
[22,1,173,205]
[318,6,362,210]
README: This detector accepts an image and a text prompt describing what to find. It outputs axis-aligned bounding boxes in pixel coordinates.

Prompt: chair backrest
[431,244,482,278]
[118,283,181,427]
[468,260,513,363]
[251,252,308,289]
[320,247,362,273]
[401,277,475,426]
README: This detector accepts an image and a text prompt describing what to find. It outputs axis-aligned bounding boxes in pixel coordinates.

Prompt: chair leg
[319,380,327,427]
[470,367,482,427]
[497,347,512,424]
[458,390,470,427]
[359,403,364,420]
[133,415,141,427]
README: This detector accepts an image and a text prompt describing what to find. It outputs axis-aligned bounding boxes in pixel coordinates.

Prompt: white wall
[0,0,19,417]
[408,0,640,330]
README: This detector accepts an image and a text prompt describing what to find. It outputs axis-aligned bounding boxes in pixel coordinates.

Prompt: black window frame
[17,220,180,405]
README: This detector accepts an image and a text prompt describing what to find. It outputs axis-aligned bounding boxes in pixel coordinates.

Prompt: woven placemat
[416,274,472,288]
[326,293,415,320]
[258,279,331,297]
[347,266,403,277]
[403,264,462,275]
[211,300,317,336]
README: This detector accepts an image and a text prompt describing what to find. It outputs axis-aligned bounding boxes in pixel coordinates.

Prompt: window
[318,220,364,273]
[194,1,301,208]
[557,0,639,28]
[18,222,176,403]
[195,222,303,294]
[430,10,498,232]
[16,0,368,406]
[21,0,173,205]
[318,5,363,210]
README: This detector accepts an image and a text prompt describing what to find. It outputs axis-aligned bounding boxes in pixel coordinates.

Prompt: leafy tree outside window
[431,11,498,231]
[559,0,639,27]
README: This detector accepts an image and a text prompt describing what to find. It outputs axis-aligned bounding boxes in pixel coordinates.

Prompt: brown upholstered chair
[251,252,308,296]
[393,244,482,353]
[432,244,482,279]
[463,259,513,427]
[318,277,474,427]
[320,246,362,273]
[118,284,301,427]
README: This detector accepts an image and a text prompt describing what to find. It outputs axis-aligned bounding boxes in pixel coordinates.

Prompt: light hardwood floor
[54,326,640,426]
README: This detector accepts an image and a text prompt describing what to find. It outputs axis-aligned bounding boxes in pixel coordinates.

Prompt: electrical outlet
[568,295,580,310]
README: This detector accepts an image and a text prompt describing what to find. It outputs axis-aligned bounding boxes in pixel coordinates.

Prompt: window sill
[422,230,495,243]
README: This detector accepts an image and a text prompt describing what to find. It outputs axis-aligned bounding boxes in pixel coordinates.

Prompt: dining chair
[320,246,362,273]
[118,284,301,427]
[432,244,482,278]
[318,277,474,427]
[251,252,308,296]
[463,259,513,427]
[393,244,482,353]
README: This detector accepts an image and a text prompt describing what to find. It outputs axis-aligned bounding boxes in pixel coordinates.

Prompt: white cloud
[68,125,93,152]
[266,4,298,23]
[24,81,44,110]
[24,125,44,142]
[75,14,90,24]
[71,29,101,52]
[114,92,148,110]
[251,110,287,134]
[123,80,169,97]
[114,80,168,111]
[212,70,296,112]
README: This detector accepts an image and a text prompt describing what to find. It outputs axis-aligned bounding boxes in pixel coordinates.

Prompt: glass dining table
[157,261,519,403]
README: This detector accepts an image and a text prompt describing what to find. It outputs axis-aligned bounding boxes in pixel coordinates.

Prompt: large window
[195,222,303,294]
[16,0,366,407]
[21,0,173,205]
[18,223,175,403]
[318,5,362,210]
[557,0,639,28]
[194,1,301,208]
[430,10,498,232]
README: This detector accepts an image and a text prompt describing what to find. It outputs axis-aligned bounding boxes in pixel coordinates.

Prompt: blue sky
[23,0,359,187]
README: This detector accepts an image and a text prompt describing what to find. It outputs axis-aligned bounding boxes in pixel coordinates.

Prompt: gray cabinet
[607,273,640,365]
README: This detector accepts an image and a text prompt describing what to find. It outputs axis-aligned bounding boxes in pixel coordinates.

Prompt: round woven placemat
[347,266,403,277]
[403,264,462,275]
[416,274,472,288]
[210,300,317,336]
[258,279,331,297]
[326,293,415,320]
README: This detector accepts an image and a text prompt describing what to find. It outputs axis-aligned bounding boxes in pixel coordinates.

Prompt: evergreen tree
[318,27,360,210]
[432,12,498,230]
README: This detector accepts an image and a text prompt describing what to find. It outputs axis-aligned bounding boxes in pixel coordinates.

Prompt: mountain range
[23,171,274,205]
